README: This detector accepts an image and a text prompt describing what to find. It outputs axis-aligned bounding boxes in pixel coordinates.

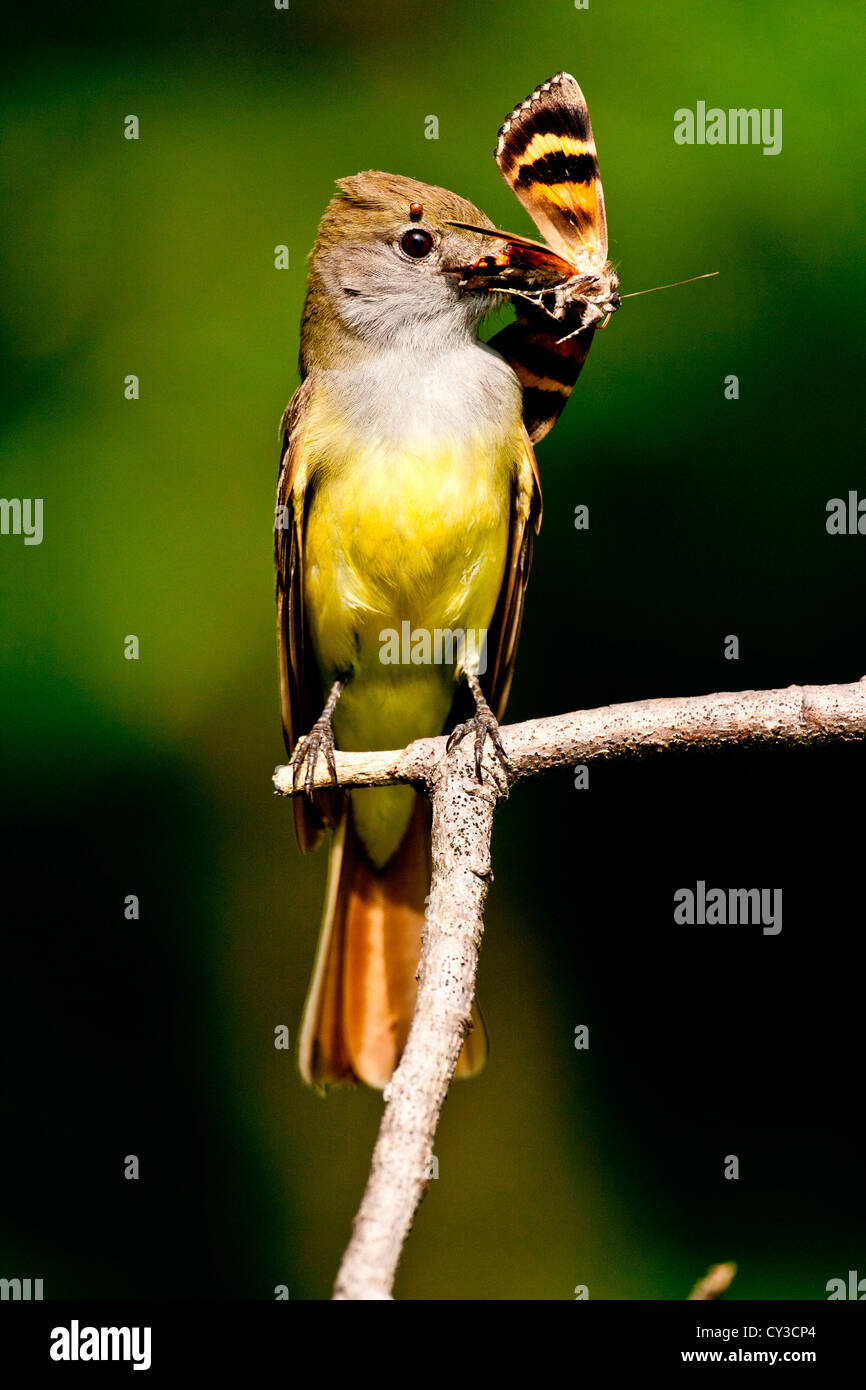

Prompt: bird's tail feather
[298,792,487,1089]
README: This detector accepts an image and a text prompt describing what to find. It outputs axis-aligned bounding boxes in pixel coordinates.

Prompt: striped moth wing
[487,72,620,442]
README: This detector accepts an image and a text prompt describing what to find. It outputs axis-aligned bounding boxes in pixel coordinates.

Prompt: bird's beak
[445,221,575,292]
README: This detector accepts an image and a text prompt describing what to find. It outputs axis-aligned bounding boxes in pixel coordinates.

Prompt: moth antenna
[620,271,719,300]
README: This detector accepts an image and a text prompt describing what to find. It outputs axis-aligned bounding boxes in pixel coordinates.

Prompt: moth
[448,72,620,441]
[453,73,714,442]
[454,71,620,335]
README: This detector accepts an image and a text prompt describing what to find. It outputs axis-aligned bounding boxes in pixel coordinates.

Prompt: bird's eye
[400,228,434,259]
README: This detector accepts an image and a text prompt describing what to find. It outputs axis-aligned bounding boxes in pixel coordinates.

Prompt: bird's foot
[446,676,511,783]
[292,679,344,797]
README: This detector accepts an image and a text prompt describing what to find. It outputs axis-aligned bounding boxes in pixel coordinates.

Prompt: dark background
[1,0,863,1299]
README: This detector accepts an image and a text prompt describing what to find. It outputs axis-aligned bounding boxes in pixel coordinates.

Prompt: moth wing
[496,71,609,273]
[489,308,597,444]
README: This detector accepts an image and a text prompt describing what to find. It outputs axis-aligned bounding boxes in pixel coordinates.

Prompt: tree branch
[274,679,866,796]
[332,738,496,1299]
[273,679,866,1300]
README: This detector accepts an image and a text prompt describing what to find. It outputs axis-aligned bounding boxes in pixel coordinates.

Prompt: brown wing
[481,423,542,721]
[275,377,340,851]
[488,304,597,444]
[496,71,609,273]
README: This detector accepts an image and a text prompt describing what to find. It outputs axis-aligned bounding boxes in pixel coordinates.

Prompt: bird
[274,168,547,1090]
[275,60,622,1091]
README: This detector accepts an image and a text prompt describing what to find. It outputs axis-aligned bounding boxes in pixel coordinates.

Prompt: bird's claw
[292,715,338,797]
[446,703,510,784]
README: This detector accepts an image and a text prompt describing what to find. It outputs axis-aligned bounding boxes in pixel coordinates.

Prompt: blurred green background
[1,0,864,1300]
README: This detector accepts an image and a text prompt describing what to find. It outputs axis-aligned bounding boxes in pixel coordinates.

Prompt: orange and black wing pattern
[488,309,597,445]
[495,70,609,273]
[487,72,610,442]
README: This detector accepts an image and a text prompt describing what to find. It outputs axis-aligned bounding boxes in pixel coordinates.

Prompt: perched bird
[275,170,538,1089]
[276,78,614,1090]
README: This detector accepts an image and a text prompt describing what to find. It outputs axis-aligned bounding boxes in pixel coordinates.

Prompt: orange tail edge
[298,793,487,1090]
